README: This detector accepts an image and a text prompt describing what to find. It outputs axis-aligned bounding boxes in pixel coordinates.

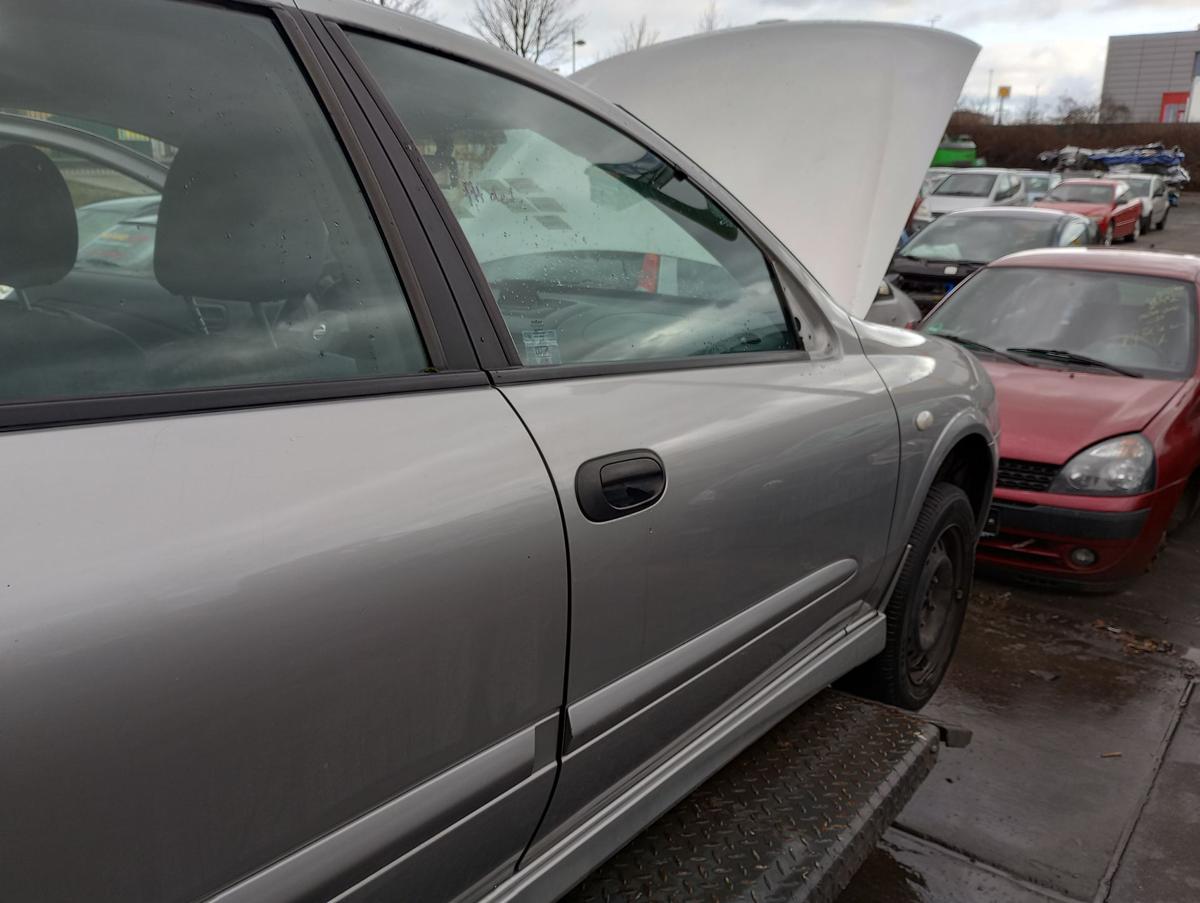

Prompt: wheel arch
[903,415,997,543]
[931,431,996,531]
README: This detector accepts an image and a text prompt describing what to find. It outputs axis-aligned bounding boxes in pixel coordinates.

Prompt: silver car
[1117,173,1170,232]
[0,1,996,901]
[1015,169,1062,204]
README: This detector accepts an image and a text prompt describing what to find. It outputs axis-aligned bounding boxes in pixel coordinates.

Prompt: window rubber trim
[276,7,475,371]
[0,371,490,432]
[318,20,821,379]
[310,16,516,371]
[490,350,822,385]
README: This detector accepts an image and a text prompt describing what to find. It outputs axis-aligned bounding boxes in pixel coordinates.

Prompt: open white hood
[574,22,979,317]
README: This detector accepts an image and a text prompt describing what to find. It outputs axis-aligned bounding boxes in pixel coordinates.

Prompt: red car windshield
[923,266,1196,380]
[1044,184,1114,205]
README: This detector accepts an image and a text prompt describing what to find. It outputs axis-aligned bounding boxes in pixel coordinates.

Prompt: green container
[932,134,977,167]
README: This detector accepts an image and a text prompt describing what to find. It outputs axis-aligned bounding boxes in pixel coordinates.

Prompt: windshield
[1044,183,1114,204]
[933,173,997,198]
[900,215,1060,263]
[1122,179,1151,198]
[1021,175,1050,192]
[922,267,1196,379]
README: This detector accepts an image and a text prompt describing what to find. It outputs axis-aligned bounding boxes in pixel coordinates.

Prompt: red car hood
[981,361,1182,463]
[1033,199,1109,218]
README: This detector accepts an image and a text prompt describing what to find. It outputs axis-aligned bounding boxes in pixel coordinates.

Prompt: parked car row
[917,166,1168,239]
[874,160,1198,593]
[891,169,1170,316]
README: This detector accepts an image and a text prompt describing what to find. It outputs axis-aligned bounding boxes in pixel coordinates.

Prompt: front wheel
[843,483,976,710]
[1103,222,1114,246]
[1156,209,1168,231]
[1126,217,1140,243]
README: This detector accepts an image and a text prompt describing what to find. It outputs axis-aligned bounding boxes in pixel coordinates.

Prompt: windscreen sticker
[522,328,562,366]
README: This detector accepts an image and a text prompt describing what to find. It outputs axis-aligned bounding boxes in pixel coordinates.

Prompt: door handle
[575,450,666,522]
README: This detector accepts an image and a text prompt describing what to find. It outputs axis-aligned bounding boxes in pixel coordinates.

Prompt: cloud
[426,0,1181,95]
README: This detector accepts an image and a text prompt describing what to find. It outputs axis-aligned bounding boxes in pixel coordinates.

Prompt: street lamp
[572,29,586,74]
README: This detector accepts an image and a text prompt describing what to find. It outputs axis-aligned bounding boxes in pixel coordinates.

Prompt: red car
[920,248,1200,590]
[1034,178,1143,246]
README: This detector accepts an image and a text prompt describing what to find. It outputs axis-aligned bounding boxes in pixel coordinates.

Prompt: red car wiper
[935,333,1031,366]
[1006,347,1144,378]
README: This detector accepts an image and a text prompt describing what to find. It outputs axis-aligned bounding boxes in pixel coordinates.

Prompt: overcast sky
[419,0,1200,119]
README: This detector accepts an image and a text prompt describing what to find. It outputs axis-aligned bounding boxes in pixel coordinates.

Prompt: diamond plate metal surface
[563,690,939,903]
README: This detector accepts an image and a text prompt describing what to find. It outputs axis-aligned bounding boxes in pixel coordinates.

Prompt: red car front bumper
[976,484,1178,589]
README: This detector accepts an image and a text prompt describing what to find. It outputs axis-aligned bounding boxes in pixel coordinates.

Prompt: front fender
[853,320,998,602]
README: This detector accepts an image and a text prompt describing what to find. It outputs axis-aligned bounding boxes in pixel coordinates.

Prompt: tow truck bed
[563,690,943,903]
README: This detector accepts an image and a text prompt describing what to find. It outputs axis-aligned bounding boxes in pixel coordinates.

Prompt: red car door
[1113,186,1140,237]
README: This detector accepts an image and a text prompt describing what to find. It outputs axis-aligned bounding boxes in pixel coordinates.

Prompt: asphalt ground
[839,197,1200,903]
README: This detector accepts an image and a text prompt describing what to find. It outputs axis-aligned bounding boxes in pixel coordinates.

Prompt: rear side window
[350,33,797,367]
[0,0,428,406]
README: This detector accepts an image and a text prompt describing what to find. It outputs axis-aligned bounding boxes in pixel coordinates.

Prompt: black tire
[1102,222,1114,246]
[846,483,976,711]
[1156,209,1168,231]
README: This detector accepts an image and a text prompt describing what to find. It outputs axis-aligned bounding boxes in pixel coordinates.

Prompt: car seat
[150,128,358,388]
[0,144,147,402]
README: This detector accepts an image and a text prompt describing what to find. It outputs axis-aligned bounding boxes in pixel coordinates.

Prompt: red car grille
[997,459,1060,492]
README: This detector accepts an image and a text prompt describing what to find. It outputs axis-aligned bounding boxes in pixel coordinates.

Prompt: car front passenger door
[348,31,901,858]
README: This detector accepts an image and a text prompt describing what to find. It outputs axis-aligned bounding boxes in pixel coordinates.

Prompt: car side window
[349,34,798,367]
[0,0,428,407]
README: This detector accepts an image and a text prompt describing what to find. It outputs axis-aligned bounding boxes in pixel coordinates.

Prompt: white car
[1015,170,1061,204]
[925,168,1027,218]
[923,167,953,194]
[1118,173,1170,231]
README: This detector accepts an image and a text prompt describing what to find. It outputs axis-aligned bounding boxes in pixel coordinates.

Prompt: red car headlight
[1050,434,1155,496]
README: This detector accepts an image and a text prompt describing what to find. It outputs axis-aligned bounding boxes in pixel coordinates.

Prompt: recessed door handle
[576,450,665,522]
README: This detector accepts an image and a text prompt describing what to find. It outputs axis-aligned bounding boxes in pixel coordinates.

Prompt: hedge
[944,116,1198,189]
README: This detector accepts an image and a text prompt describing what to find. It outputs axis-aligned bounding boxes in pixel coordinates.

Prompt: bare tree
[1098,94,1131,124]
[470,0,583,64]
[363,0,437,20]
[954,93,992,119]
[1055,94,1097,125]
[613,15,659,54]
[1018,95,1041,125]
[696,1,722,33]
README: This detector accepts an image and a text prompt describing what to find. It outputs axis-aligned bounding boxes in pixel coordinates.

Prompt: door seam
[491,384,576,872]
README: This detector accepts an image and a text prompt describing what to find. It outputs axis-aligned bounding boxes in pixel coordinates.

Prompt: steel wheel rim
[907,524,967,686]
[1104,225,1113,246]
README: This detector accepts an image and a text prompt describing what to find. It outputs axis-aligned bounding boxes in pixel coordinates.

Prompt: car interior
[350,31,807,366]
[0,1,428,405]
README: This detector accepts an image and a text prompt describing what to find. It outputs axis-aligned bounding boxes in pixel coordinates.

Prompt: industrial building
[1101,27,1200,122]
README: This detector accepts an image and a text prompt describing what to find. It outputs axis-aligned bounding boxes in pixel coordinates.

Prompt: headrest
[0,144,78,289]
[155,133,327,303]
